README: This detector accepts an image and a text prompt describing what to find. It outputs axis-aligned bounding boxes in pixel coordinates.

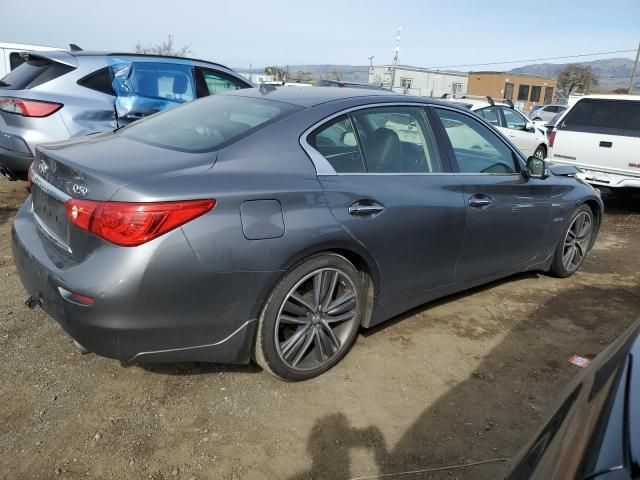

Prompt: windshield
[121,93,301,152]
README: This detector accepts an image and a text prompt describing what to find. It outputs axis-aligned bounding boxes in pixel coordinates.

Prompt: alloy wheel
[274,268,359,371]
[562,211,593,272]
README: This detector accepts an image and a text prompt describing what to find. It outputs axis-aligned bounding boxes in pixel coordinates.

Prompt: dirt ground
[1,176,639,480]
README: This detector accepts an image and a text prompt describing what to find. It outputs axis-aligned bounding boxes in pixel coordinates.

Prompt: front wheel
[549,205,594,277]
[254,253,364,381]
[533,144,547,159]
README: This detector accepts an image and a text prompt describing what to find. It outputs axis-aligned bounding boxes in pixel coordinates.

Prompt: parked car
[528,104,567,123]
[506,317,640,480]
[548,94,640,190]
[13,88,602,381]
[0,50,252,180]
[445,97,549,159]
[315,79,391,91]
[0,42,63,78]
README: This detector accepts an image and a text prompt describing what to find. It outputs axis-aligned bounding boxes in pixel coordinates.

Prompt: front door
[307,105,465,305]
[431,107,551,281]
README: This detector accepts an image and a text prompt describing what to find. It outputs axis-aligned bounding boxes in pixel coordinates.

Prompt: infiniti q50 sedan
[12,87,603,381]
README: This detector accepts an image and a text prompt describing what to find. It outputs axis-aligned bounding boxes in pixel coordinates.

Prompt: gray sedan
[12,87,602,381]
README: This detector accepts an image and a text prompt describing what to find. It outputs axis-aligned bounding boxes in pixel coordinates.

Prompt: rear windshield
[121,94,301,152]
[561,99,640,136]
[0,56,75,90]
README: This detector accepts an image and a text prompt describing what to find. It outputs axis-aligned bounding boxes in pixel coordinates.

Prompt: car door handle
[599,141,612,148]
[348,201,385,216]
[468,195,493,208]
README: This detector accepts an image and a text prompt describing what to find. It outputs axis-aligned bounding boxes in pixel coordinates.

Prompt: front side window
[517,85,530,101]
[199,70,246,95]
[309,115,364,173]
[122,94,300,152]
[351,106,442,173]
[475,106,502,127]
[502,107,527,130]
[435,108,518,174]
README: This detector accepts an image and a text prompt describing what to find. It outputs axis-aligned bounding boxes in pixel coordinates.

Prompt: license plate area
[32,183,71,252]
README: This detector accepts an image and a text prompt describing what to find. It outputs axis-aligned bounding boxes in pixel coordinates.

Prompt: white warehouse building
[369,65,468,97]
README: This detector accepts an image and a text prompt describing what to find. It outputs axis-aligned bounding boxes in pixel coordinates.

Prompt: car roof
[227,86,402,107]
[574,94,640,102]
[62,50,231,70]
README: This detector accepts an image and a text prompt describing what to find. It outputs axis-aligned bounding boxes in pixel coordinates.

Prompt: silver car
[0,50,252,180]
[528,104,567,122]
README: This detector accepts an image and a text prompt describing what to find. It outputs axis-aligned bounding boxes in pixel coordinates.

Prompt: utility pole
[390,27,401,91]
[628,40,640,95]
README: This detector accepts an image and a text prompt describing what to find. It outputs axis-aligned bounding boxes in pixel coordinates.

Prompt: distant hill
[509,58,638,92]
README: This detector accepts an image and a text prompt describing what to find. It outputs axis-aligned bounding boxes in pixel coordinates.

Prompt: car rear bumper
[11,200,275,364]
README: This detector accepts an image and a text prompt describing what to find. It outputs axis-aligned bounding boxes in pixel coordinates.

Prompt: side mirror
[525,156,548,179]
[525,121,535,131]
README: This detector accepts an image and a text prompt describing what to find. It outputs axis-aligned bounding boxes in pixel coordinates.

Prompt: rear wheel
[254,253,364,381]
[533,117,542,121]
[549,205,594,277]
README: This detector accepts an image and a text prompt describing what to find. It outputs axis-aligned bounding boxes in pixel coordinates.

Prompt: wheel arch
[247,241,381,330]
[579,197,603,249]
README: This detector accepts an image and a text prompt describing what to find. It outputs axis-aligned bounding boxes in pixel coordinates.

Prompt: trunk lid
[31,130,217,254]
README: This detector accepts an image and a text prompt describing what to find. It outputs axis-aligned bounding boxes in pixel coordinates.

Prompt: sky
[3,0,639,70]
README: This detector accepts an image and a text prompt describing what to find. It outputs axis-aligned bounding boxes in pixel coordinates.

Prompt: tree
[557,64,599,95]
[264,66,287,81]
[134,35,192,57]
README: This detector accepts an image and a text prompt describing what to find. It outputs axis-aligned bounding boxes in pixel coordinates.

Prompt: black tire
[254,253,364,381]
[533,144,547,159]
[549,204,594,278]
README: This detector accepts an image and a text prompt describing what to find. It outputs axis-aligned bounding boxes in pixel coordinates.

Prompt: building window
[517,85,530,101]
[400,78,412,89]
[452,82,463,94]
[504,83,514,101]
[530,86,541,102]
[544,86,554,104]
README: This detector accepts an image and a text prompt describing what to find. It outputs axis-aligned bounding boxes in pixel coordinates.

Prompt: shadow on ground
[288,281,640,480]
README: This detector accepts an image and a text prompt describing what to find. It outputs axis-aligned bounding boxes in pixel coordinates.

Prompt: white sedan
[446,98,549,159]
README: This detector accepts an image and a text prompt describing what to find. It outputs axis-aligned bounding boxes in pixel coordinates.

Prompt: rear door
[551,98,640,183]
[307,105,465,305]
[431,106,551,281]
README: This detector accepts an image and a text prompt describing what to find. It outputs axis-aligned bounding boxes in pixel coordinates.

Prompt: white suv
[446,97,549,159]
[548,94,640,189]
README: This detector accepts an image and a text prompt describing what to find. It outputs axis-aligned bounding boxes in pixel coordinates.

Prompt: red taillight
[65,199,215,247]
[0,97,63,117]
[548,130,556,148]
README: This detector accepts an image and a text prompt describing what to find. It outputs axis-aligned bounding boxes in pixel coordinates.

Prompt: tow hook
[25,295,42,310]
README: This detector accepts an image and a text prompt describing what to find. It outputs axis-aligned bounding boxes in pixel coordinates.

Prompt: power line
[425,49,637,69]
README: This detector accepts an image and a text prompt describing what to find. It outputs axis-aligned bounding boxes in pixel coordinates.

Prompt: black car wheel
[549,204,594,277]
[533,144,547,159]
[254,253,364,381]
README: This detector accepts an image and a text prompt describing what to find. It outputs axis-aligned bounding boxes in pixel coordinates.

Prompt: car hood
[505,318,640,480]
[36,130,217,201]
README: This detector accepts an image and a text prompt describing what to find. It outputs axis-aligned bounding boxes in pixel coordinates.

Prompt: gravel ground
[1,177,639,480]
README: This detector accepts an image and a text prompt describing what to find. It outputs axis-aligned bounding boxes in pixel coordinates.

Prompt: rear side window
[0,56,75,90]
[197,69,248,96]
[122,94,300,152]
[561,99,640,136]
[9,52,26,70]
[129,63,195,103]
[78,68,115,95]
[475,106,502,127]
[309,115,365,173]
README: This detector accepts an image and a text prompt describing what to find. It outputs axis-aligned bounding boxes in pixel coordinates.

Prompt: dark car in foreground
[12,87,603,380]
[0,49,251,180]
[506,318,640,480]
